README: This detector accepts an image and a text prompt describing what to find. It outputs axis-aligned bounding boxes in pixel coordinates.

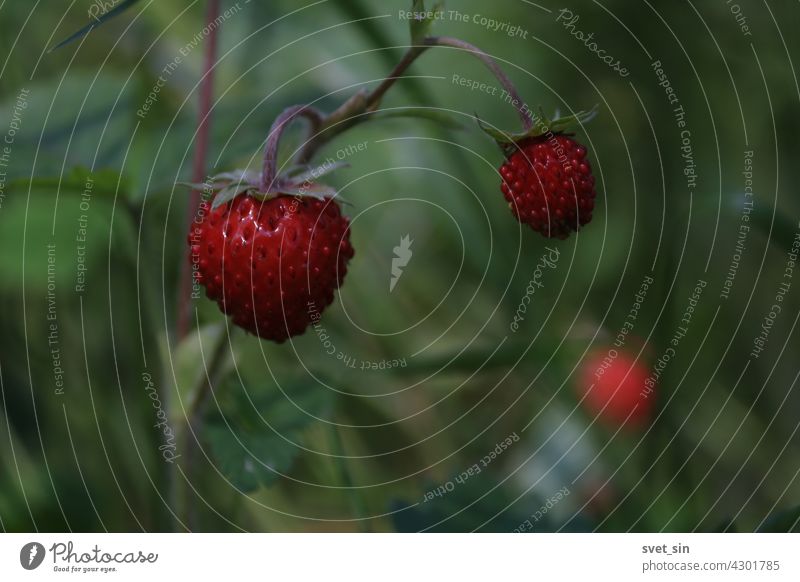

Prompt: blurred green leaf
[401,337,558,376]
[391,473,550,532]
[752,206,799,255]
[206,424,298,494]
[333,0,433,106]
[706,516,738,533]
[171,324,226,420]
[9,166,128,196]
[206,375,335,492]
[0,186,121,291]
[757,505,800,533]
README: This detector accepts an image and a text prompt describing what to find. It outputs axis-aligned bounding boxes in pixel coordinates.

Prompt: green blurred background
[0,0,798,532]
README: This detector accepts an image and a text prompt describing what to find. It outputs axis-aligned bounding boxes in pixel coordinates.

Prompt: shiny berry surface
[500,134,597,239]
[191,194,354,342]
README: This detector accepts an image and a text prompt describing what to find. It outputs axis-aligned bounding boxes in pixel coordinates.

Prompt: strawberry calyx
[477,106,598,154]
[179,160,348,210]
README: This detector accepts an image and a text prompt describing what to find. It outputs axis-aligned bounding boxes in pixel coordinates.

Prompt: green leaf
[399,337,557,376]
[0,168,132,292]
[171,324,226,421]
[752,206,799,255]
[391,469,538,533]
[206,376,335,492]
[206,425,300,493]
[9,166,127,196]
[706,516,738,532]
[50,0,143,52]
[275,183,338,200]
[409,0,444,45]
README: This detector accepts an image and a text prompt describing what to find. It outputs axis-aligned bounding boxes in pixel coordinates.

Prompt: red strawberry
[579,350,653,428]
[190,194,354,342]
[500,134,596,239]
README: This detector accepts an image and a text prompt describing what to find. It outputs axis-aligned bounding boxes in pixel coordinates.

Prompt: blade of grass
[50,0,144,52]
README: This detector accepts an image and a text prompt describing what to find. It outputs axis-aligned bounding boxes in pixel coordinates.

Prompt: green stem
[331,422,370,532]
[428,36,533,130]
[364,46,428,110]
[287,35,531,172]
[176,326,233,530]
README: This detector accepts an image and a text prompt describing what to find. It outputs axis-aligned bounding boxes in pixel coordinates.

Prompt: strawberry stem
[177,0,221,342]
[265,35,533,175]
[363,37,531,130]
[177,326,233,531]
[260,105,325,192]
[174,0,221,531]
[295,90,369,165]
[363,45,429,110]
[427,36,533,131]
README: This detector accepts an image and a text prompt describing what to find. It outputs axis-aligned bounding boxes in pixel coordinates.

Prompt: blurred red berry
[579,350,653,428]
[191,194,354,343]
[500,134,596,239]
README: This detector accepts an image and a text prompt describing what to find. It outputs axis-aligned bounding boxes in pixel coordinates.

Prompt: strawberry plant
[4,0,798,536]
[160,0,599,528]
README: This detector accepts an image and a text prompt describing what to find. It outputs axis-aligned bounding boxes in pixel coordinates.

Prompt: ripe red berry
[190,194,354,342]
[579,351,653,428]
[499,134,596,239]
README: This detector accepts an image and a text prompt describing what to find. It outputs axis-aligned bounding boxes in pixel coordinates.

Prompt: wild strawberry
[579,350,653,428]
[500,134,596,239]
[190,194,354,342]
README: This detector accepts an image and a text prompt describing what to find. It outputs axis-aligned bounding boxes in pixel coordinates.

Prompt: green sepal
[289,161,350,185]
[477,106,598,149]
[275,183,337,199]
[176,163,348,210]
[409,0,445,45]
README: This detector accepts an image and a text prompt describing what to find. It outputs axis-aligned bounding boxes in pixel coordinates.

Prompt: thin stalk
[176,325,232,530]
[363,45,429,110]
[177,0,221,342]
[330,423,370,532]
[260,105,325,192]
[296,91,370,165]
[429,36,533,130]
[289,36,532,169]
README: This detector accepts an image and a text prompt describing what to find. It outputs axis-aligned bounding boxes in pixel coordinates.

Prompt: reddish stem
[177,0,221,342]
[430,36,533,131]
[364,46,428,110]
[287,36,533,168]
[260,105,325,192]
